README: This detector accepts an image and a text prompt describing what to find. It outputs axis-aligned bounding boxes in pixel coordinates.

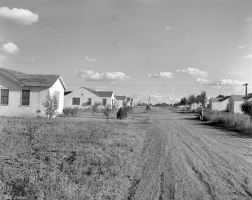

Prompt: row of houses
[209,94,252,114]
[0,67,133,116]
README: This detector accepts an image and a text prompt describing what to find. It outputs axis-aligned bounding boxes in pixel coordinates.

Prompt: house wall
[233,101,243,114]
[64,88,115,108]
[50,78,65,113]
[0,75,65,116]
[190,103,199,111]
[0,74,49,116]
[229,98,243,114]
[220,99,229,111]
[64,88,99,108]
[116,100,123,108]
[210,99,229,111]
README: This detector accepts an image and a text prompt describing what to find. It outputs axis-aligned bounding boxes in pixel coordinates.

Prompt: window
[21,90,30,105]
[1,89,9,105]
[72,97,80,105]
[87,98,91,105]
[102,98,107,106]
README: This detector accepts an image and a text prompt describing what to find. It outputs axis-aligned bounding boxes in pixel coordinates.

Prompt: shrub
[240,100,252,120]
[63,107,79,116]
[117,107,127,119]
[42,93,59,118]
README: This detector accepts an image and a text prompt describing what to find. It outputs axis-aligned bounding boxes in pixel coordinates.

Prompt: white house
[126,97,134,107]
[190,103,200,111]
[0,67,67,116]
[209,97,229,112]
[228,94,252,114]
[64,87,115,108]
[114,95,126,108]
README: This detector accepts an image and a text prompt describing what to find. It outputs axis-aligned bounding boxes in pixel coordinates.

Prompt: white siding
[0,74,65,116]
[50,78,65,114]
[64,88,101,108]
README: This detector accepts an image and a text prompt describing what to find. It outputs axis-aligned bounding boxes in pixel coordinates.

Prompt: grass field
[0,107,150,200]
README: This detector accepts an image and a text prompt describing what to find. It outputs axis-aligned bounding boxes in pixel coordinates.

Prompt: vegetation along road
[129,108,252,200]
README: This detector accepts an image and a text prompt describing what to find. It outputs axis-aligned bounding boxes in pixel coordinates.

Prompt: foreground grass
[0,112,148,200]
[203,111,252,135]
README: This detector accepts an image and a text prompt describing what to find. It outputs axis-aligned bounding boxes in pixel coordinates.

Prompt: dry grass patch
[203,111,252,135]
[0,115,147,200]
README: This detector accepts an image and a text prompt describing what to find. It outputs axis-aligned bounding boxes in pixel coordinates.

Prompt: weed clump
[63,107,79,116]
[203,111,252,134]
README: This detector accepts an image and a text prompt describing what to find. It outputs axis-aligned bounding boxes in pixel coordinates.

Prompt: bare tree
[102,105,112,122]
[91,101,101,115]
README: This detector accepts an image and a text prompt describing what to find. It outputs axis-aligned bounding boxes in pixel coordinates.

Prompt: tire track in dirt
[127,108,252,200]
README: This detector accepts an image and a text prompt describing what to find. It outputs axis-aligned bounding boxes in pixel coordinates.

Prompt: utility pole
[243,83,248,101]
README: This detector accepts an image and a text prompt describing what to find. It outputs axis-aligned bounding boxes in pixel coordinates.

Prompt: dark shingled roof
[64,91,73,95]
[115,95,126,100]
[82,87,113,97]
[0,67,66,89]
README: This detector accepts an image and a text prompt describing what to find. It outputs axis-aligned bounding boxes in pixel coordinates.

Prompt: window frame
[87,98,91,105]
[102,98,107,106]
[21,89,30,106]
[1,89,9,105]
[72,97,80,105]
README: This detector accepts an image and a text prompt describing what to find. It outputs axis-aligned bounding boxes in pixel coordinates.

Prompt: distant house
[114,95,126,108]
[0,67,67,116]
[228,94,252,114]
[64,87,115,108]
[190,103,200,111]
[126,97,134,107]
[209,96,229,112]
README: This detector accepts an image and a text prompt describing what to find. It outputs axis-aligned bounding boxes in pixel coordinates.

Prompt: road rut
[129,108,252,200]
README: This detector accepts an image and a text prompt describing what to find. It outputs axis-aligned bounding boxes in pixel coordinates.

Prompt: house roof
[210,96,230,103]
[210,98,222,102]
[64,91,73,95]
[0,67,67,90]
[82,87,113,97]
[230,93,252,101]
[115,95,126,100]
[220,96,230,101]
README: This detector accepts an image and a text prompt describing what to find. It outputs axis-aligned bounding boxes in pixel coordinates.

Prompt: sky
[0,0,252,104]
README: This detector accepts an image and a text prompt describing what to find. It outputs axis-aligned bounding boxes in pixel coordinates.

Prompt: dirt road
[129,108,252,200]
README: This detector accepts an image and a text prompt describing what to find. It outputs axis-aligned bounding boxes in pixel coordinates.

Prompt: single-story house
[228,93,252,114]
[64,87,115,108]
[209,96,229,112]
[114,95,126,108]
[126,97,134,107]
[0,67,67,116]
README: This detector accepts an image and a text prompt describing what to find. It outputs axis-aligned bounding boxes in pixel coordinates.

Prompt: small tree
[240,100,252,121]
[187,94,196,105]
[42,93,59,118]
[198,91,207,107]
[102,105,112,122]
[180,97,187,105]
[91,102,101,115]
